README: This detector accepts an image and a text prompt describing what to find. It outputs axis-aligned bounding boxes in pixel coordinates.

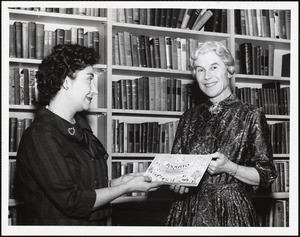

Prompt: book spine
[126,79,132,110]
[118,32,126,66]
[180,38,187,70]
[153,38,160,68]
[176,38,182,71]
[36,24,44,59]
[9,118,17,152]
[240,43,253,75]
[154,77,161,111]
[137,77,144,110]
[21,22,29,58]
[171,9,179,28]
[285,10,291,40]
[140,35,147,67]
[77,28,84,46]
[160,77,167,111]
[9,24,16,58]
[165,9,172,28]
[187,9,201,29]
[123,31,132,66]
[176,9,186,28]
[14,22,22,58]
[144,36,152,68]
[140,9,147,25]
[181,9,194,29]
[132,78,138,110]
[9,68,15,105]
[143,77,149,110]
[149,77,155,110]
[28,22,36,58]
[193,10,213,31]
[130,34,139,67]
[165,37,172,69]
[125,8,133,24]
[160,9,167,27]
[113,34,119,65]
[16,118,25,150]
[171,38,178,70]
[14,68,20,105]
[158,36,167,69]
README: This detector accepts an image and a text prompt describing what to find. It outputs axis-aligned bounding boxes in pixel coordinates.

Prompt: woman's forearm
[93,182,129,209]
[228,161,260,186]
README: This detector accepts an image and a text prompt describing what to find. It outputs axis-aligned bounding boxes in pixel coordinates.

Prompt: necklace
[46,105,76,125]
[208,102,222,114]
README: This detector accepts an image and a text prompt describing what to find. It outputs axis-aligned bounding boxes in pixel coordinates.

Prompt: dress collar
[35,106,91,144]
[205,94,238,107]
[34,107,108,160]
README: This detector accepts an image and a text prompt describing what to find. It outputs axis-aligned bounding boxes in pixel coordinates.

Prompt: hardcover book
[144,154,212,186]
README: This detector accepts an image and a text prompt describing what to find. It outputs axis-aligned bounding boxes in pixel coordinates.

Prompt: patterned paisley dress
[166,94,277,226]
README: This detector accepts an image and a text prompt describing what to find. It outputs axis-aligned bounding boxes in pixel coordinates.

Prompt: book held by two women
[144,154,212,186]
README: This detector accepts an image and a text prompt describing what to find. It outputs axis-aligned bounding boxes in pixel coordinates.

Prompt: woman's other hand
[169,184,189,194]
[208,151,236,175]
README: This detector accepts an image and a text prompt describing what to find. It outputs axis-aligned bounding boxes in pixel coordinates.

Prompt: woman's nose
[91,81,98,95]
[204,70,213,80]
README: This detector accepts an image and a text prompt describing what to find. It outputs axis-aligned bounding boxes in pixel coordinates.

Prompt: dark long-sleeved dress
[16,107,111,225]
[166,94,277,226]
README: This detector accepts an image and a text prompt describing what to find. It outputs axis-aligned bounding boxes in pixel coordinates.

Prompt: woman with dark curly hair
[166,41,277,226]
[16,44,162,225]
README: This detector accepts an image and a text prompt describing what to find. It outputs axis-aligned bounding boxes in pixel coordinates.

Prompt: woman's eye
[197,68,203,73]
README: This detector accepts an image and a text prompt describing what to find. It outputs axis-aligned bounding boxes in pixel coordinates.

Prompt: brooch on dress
[68,127,76,136]
[209,103,222,114]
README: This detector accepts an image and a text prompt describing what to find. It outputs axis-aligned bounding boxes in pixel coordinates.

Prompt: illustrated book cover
[144,154,212,186]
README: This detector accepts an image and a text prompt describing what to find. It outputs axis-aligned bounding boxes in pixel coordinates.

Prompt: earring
[63,84,69,90]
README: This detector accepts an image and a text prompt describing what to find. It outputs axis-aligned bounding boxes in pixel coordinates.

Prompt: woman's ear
[62,77,70,90]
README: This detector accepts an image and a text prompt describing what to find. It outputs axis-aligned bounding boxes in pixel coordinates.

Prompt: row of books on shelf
[10,21,105,60]
[112,119,179,154]
[269,121,290,154]
[9,117,33,152]
[113,9,227,33]
[113,31,220,70]
[238,43,290,77]
[254,199,289,227]
[272,160,289,193]
[9,7,107,17]
[112,77,195,112]
[235,9,290,39]
[112,161,151,196]
[235,85,290,115]
[9,67,38,105]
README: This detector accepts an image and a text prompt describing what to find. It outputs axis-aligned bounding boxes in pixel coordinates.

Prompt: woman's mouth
[86,96,93,103]
[205,82,217,88]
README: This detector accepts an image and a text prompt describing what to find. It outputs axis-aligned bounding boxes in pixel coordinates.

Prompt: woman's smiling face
[67,66,98,112]
[194,51,232,103]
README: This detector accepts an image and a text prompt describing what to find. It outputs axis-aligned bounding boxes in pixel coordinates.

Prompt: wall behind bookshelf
[6,5,294,229]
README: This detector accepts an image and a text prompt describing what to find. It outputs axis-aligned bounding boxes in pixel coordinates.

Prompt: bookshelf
[7,6,292,228]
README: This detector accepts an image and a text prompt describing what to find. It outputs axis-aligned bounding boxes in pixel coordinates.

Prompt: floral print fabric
[166,94,277,226]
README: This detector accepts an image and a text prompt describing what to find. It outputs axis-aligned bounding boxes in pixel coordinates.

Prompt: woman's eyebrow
[87,72,94,77]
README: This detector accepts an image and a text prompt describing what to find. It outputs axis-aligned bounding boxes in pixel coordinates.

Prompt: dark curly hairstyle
[36,44,99,105]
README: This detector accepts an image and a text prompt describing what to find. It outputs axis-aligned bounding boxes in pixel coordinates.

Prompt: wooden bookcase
[6,5,293,228]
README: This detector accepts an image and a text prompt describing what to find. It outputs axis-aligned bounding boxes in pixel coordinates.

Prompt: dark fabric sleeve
[18,125,96,219]
[248,110,277,188]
